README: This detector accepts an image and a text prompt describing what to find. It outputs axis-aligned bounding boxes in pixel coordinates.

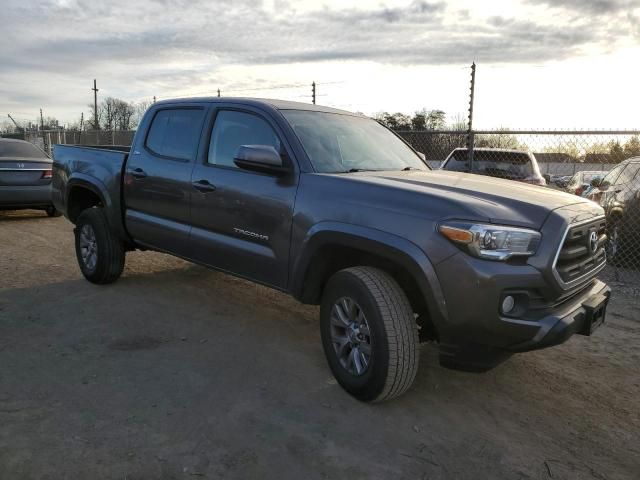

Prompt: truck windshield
[282,110,427,173]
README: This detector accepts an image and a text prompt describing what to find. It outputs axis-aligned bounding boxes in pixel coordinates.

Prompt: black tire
[320,267,419,402]
[45,206,62,217]
[74,208,125,284]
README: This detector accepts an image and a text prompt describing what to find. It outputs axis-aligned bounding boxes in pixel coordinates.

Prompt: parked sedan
[440,148,547,186]
[0,138,59,216]
[565,170,604,196]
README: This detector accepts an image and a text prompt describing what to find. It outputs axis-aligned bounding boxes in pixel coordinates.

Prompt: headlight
[439,221,541,261]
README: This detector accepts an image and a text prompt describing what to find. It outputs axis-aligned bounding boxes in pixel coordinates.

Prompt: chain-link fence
[398,129,640,284]
[18,127,640,285]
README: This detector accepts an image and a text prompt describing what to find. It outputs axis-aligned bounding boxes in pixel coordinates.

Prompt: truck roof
[154,97,360,117]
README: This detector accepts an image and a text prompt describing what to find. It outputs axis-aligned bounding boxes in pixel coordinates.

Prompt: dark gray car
[51,98,610,402]
[0,138,59,216]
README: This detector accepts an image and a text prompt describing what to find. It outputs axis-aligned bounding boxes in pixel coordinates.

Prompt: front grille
[553,217,607,286]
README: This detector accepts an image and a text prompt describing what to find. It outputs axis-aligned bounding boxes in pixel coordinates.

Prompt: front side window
[145,108,205,160]
[208,110,281,167]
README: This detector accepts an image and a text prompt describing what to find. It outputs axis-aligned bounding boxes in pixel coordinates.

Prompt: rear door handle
[130,168,147,179]
[192,179,217,193]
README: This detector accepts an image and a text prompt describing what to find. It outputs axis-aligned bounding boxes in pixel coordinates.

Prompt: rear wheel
[74,208,125,284]
[320,267,419,402]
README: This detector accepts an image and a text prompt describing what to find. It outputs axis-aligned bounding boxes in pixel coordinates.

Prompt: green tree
[374,112,412,131]
[609,141,625,162]
[623,135,640,158]
[425,110,446,129]
[543,141,579,160]
[475,132,522,149]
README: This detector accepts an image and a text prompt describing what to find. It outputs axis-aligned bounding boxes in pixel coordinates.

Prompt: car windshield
[0,140,48,158]
[281,110,427,173]
[442,150,534,180]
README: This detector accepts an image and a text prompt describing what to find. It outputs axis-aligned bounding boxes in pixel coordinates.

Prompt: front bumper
[0,184,53,209]
[506,279,610,352]
[434,251,610,372]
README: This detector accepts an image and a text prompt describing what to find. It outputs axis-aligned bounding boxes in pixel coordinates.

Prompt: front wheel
[320,267,419,402]
[74,208,125,284]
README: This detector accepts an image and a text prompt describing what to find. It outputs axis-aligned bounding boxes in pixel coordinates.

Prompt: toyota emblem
[17,162,24,169]
[589,231,598,254]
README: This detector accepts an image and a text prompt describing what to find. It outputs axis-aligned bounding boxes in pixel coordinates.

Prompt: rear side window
[146,108,205,160]
[0,140,48,159]
[208,110,281,168]
[443,150,533,179]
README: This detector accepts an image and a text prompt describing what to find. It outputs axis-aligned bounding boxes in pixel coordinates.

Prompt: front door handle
[130,168,147,179]
[192,179,217,193]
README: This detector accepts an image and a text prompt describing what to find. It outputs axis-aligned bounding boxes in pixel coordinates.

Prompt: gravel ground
[1,210,639,480]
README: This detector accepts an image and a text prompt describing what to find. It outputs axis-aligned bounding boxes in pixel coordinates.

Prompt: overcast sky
[1,0,639,128]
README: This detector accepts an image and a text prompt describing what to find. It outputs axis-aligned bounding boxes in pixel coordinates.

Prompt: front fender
[290,221,449,329]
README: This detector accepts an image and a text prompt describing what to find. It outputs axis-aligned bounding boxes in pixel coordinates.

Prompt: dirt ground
[1,210,639,480]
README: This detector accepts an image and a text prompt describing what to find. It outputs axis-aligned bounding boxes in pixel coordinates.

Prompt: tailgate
[0,160,52,186]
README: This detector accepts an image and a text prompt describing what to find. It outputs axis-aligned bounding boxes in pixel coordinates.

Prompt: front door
[189,107,299,289]
[124,105,206,255]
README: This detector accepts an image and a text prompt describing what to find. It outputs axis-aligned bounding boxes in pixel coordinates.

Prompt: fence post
[467,132,475,170]
[467,62,476,172]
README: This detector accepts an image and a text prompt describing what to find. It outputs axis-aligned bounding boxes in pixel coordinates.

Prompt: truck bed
[51,144,130,239]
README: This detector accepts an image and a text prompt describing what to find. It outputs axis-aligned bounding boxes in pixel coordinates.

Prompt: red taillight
[42,170,52,179]
[575,186,584,196]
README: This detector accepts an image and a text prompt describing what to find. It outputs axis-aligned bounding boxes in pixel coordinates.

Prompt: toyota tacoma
[52,98,610,402]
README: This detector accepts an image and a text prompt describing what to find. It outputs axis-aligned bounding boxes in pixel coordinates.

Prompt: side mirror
[417,152,426,161]
[234,145,288,176]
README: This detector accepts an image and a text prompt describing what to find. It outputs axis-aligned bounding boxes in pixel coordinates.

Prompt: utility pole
[153,96,156,103]
[92,79,99,130]
[311,81,316,105]
[217,89,221,97]
[40,108,44,131]
[467,62,476,172]
[80,112,84,131]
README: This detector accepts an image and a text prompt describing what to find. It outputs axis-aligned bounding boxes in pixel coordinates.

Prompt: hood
[329,169,603,229]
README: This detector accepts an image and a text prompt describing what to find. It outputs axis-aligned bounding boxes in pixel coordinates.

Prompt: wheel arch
[66,180,105,223]
[290,222,448,338]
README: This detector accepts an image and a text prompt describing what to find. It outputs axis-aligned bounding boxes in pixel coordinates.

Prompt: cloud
[0,0,638,122]
[525,0,640,14]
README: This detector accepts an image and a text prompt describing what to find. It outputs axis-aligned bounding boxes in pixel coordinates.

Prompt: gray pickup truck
[52,98,610,402]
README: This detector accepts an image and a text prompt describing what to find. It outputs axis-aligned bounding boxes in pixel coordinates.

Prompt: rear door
[123,105,207,255]
[188,106,299,289]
